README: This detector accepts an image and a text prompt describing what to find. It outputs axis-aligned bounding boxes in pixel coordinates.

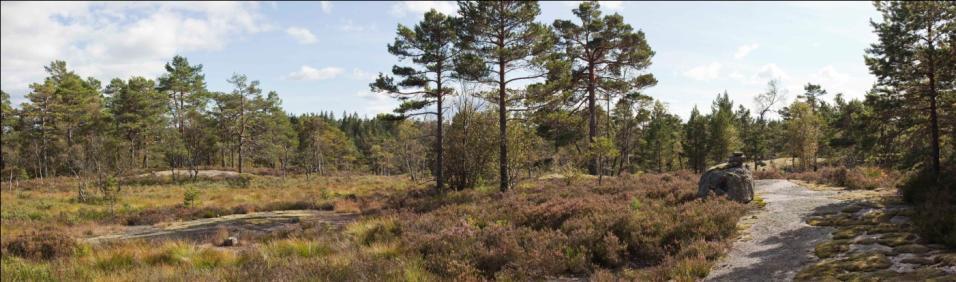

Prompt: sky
[1,1,881,120]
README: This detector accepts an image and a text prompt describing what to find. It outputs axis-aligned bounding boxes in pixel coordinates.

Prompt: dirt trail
[706,179,842,281]
[85,210,357,244]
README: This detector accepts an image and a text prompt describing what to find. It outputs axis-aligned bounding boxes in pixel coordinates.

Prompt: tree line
[0,1,951,194]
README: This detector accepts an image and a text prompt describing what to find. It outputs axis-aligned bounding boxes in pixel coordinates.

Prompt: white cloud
[286,66,343,81]
[389,1,457,17]
[351,68,374,80]
[1,2,270,97]
[683,62,722,81]
[319,1,332,14]
[285,26,317,44]
[600,1,624,11]
[809,65,849,85]
[339,20,376,32]
[734,43,759,59]
[355,91,396,115]
[752,63,790,82]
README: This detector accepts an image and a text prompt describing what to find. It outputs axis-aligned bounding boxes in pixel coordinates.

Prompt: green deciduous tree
[784,101,823,171]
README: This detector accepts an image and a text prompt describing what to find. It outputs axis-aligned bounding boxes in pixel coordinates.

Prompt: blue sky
[1,1,880,119]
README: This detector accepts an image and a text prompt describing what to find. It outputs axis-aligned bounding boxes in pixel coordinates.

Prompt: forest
[0,1,953,281]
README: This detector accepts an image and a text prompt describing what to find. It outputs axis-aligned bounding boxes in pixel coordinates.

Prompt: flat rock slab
[85,210,357,243]
[706,180,841,282]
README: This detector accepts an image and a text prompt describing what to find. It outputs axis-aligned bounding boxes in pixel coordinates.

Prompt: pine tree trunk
[498,62,509,192]
[587,62,598,175]
[435,83,444,192]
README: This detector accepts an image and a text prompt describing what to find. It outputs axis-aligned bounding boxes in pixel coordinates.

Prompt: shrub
[753,169,784,180]
[226,175,252,188]
[183,187,200,208]
[900,167,956,248]
[3,228,77,260]
[786,166,895,190]
[385,172,747,280]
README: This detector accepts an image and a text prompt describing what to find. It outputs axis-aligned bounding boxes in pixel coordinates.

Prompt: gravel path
[706,179,843,282]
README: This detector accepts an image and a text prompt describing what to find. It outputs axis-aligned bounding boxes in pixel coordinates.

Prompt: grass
[1,175,414,239]
[2,172,751,281]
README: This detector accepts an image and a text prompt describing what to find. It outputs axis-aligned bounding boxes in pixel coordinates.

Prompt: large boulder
[698,153,754,203]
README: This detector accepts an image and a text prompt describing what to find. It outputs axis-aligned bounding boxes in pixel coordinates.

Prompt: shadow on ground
[706,200,857,281]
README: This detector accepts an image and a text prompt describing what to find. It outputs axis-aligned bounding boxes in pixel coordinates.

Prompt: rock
[698,153,754,203]
[849,243,893,255]
[221,236,239,247]
[853,234,881,245]
[894,244,931,254]
[900,256,936,265]
[889,215,912,225]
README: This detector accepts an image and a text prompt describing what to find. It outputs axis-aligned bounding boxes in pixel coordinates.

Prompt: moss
[839,252,891,272]
[876,232,918,247]
[865,223,901,234]
[863,268,950,281]
[814,240,850,259]
[832,227,864,240]
[794,262,840,281]
[841,205,864,213]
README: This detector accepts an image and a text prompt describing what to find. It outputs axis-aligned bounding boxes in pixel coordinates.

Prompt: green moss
[877,232,918,247]
[794,262,840,282]
[814,240,850,258]
[866,223,901,234]
[832,227,864,240]
[840,252,891,272]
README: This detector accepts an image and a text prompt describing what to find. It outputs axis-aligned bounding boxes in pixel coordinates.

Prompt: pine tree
[865,1,954,175]
[457,0,555,191]
[709,92,740,163]
[684,106,710,173]
[104,77,167,168]
[371,9,459,192]
[552,0,656,174]
[157,56,208,177]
